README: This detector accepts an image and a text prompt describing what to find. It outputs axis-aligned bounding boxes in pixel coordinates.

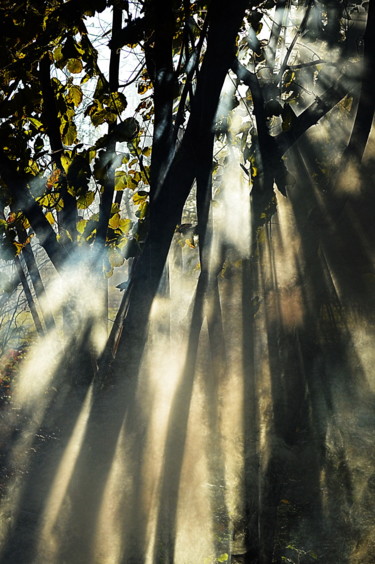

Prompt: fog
[0,4,375,563]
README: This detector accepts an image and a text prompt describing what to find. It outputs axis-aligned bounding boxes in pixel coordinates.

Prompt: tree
[0,1,374,563]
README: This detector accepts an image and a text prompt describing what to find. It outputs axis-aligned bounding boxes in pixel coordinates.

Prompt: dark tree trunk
[39,55,78,241]
[342,0,375,164]
[98,0,250,383]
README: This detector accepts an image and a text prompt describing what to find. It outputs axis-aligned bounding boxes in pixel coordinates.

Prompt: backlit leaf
[67,85,83,107]
[66,58,83,74]
[114,170,129,191]
[108,213,120,230]
[77,190,95,209]
[45,211,55,225]
[108,247,125,267]
[106,91,127,114]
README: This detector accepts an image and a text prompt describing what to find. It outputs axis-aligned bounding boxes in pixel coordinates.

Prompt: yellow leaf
[118,218,131,234]
[45,212,55,225]
[77,191,95,209]
[114,170,128,191]
[67,85,83,107]
[13,242,23,255]
[142,146,151,157]
[67,58,83,74]
[60,151,71,172]
[108,213,120,230]
[185,238,195,249]
[132,191,148,205]
[77,219,87,234]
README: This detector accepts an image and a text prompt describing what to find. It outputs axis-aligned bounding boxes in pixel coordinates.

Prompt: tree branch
[0,153,68,271]
[275,73,354,155]
[39,55,78,240]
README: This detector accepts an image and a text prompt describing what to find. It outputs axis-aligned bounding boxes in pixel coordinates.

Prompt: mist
[1,2,375,563]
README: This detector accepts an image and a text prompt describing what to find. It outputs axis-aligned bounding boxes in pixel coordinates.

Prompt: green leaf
[86,102,117,126]
[45,211,55,225]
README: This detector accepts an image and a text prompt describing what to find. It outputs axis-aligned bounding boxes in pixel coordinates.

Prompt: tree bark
[98,0,250,382]
[39,55,78,241]
[342,0,375,163]
[0,153,69,271]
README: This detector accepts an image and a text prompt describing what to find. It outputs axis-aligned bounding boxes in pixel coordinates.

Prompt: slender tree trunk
[95,7,122,247]
[17,226,56,331]
[14,255,44,337]
[98,0,250,383]
[0,153,69,271]
[93,6,122,333]
[145,0,175,197]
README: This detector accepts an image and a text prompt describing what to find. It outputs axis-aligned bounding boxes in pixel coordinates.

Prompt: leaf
[118,218,131,234]
[77,190,95,209]
[94,75,110,100]
[60,118,77,145]
[108,247,125,267]
[92,108,116,126]
[135,200,148,219]
[104,266,114,278]
[114,170,129,191]
[77,219,87,234]
[38,193,64,210]
[66,58,83,74]
[108,213,120,230]
[53,45,64,65]
[28,117,44,131]
[106,91,127,114]
[282,69,295,89]
[132,191,148,205]
[60,152,71,172]
[46,168,61,189]
[45,212,55,225]
[114,118,140,142]
[67,85,83,107]
[218,554,229,562]
[137,79,152,95]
